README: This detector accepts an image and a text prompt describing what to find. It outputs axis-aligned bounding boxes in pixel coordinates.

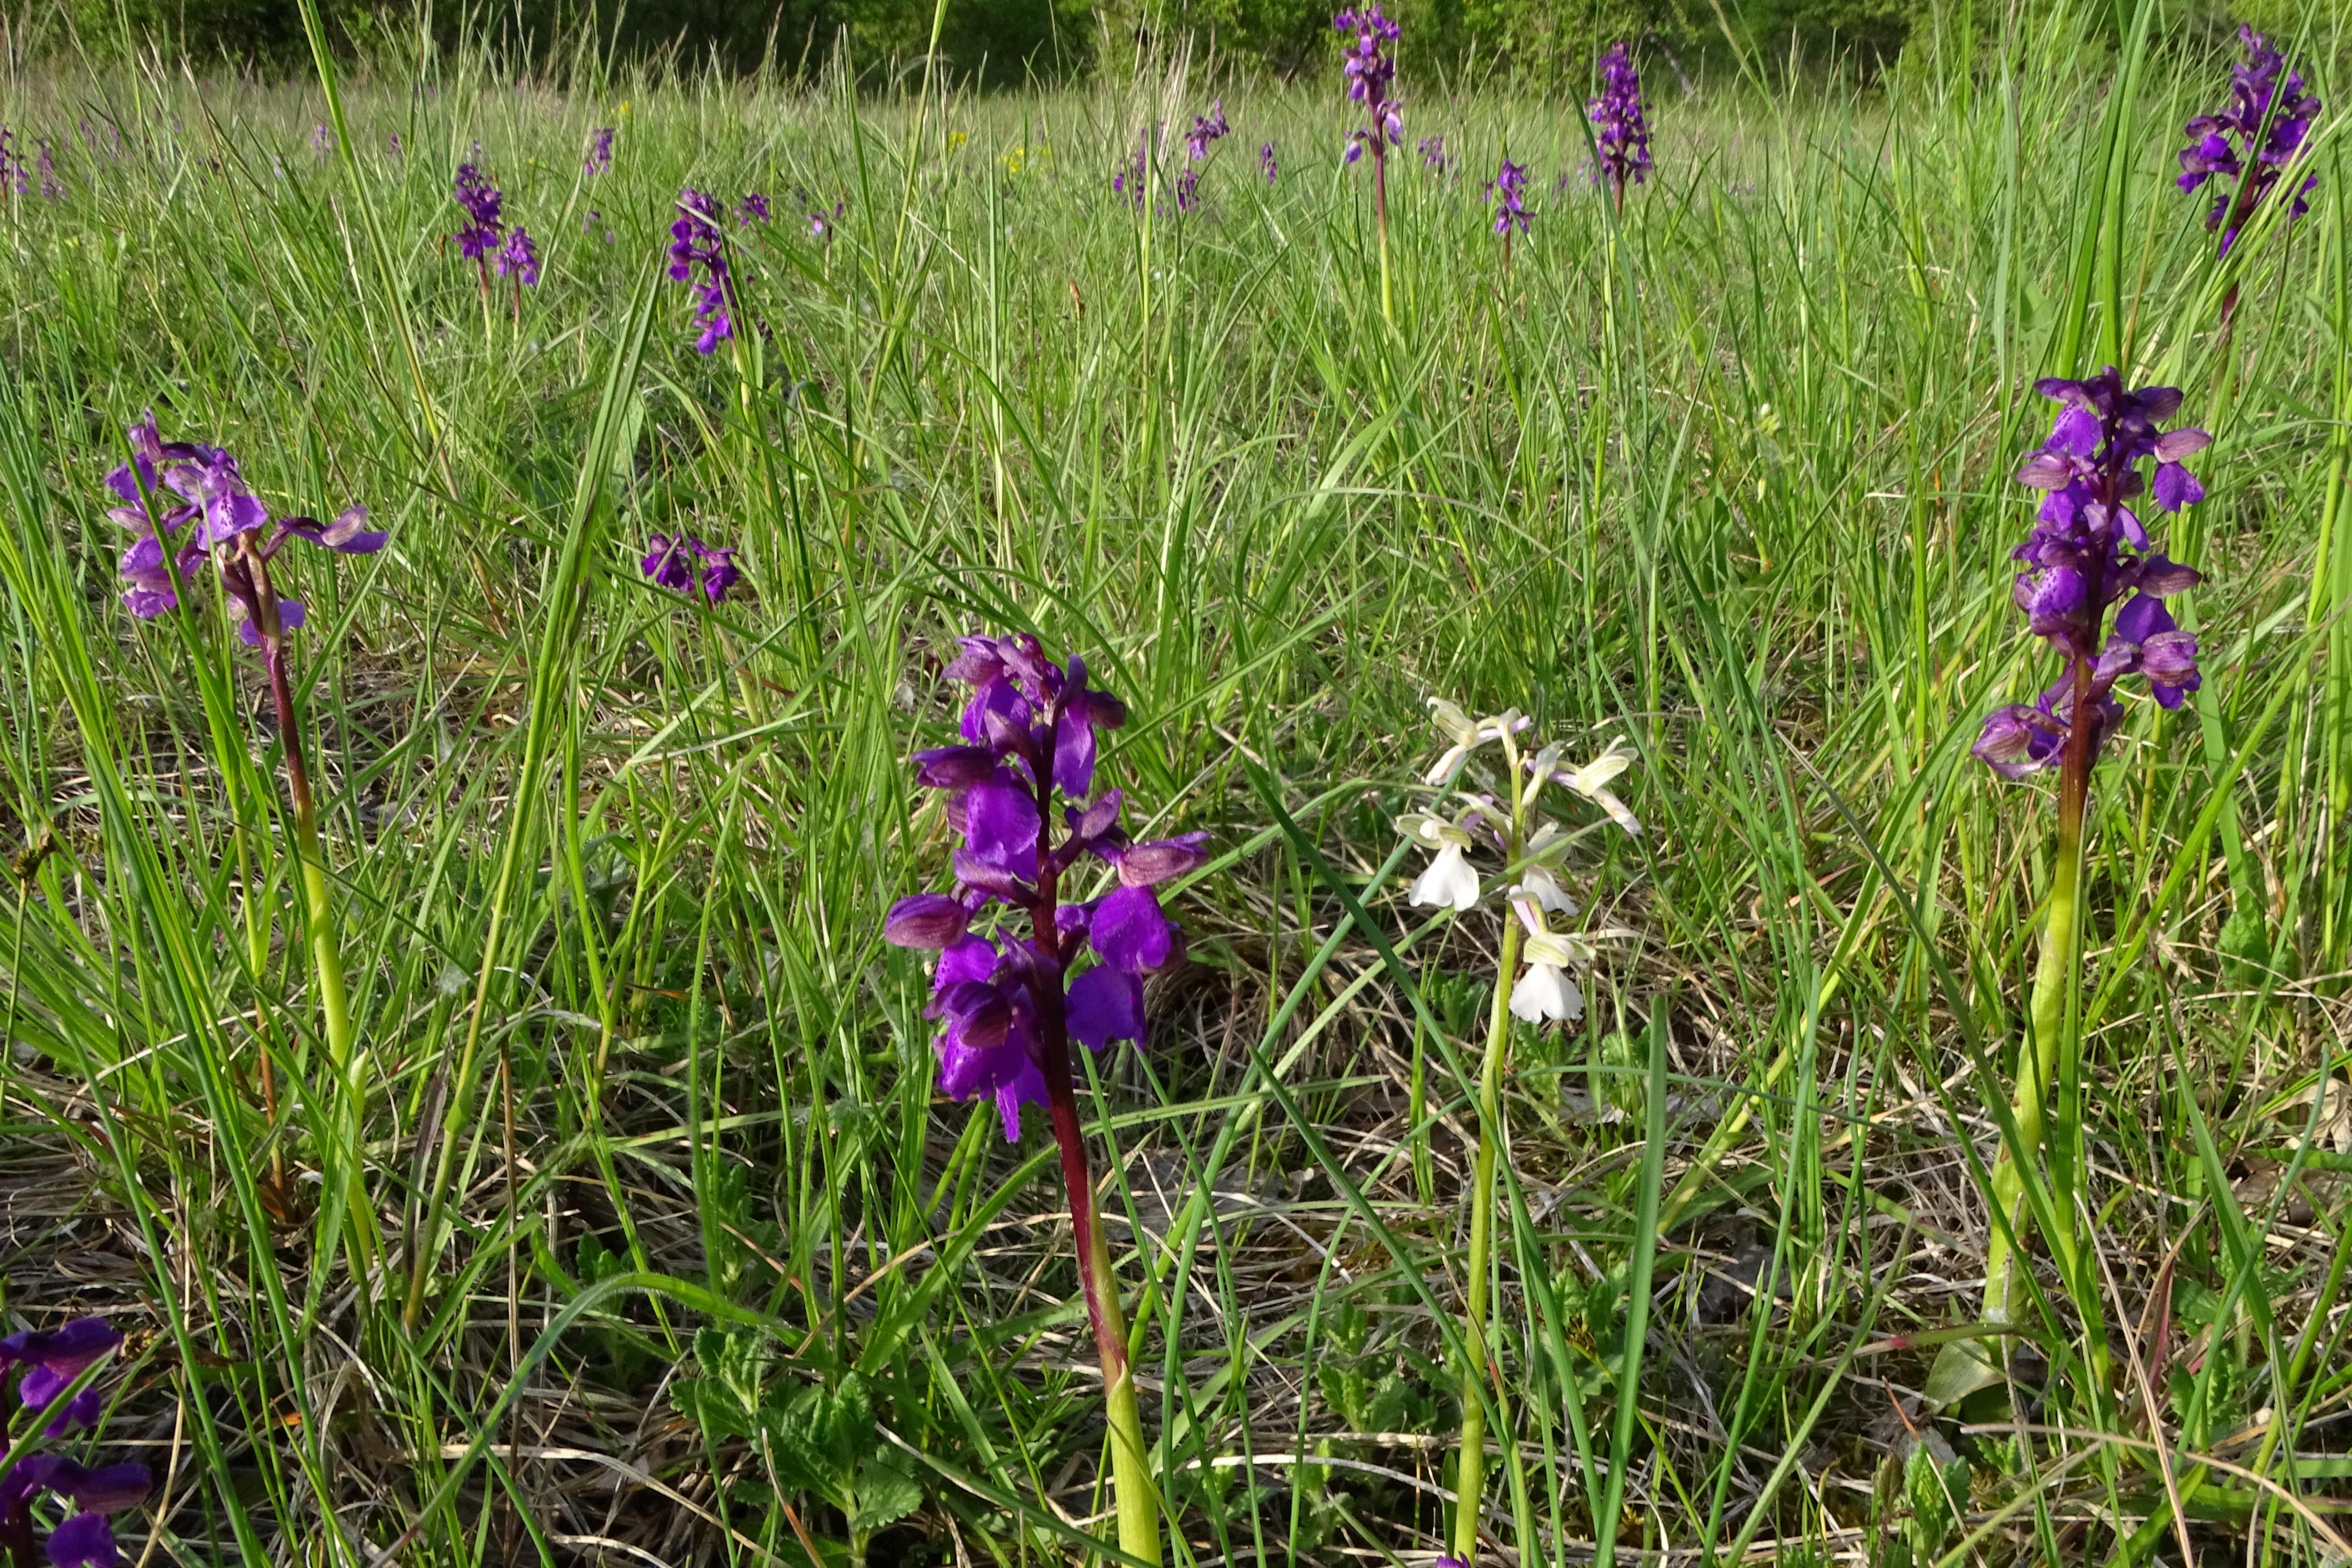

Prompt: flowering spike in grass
[1589,41,1651,213]
[1396,703,1639,1562]
[884,632,1196,1565]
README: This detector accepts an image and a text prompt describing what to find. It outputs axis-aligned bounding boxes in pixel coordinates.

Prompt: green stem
[260,580,375,1279]
[1374,148,1392,328]
[1451,913,1523,1561]
[1980,656,2090,1324]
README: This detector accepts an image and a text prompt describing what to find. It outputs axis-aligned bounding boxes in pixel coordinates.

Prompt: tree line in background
[7,0,2322,93]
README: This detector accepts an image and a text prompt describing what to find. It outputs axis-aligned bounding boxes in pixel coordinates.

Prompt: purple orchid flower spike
[1930,369,2214,1402]
[883,631,1188,1560]
[1259,141,1278,185]
[1589,41,1652,212]
[495,226,539,287]
[1975,368,2208,779]
[1487,157,1530,264]
[1112,127,1152,213]
[1334,4,1404,319]
[452,161,504,260]
[1174,102,1230,212]
[641,533,740,605]
[737,191,770,226]
[668,187,733,353]
[2177,25,2320,276]
[584,125,614,176]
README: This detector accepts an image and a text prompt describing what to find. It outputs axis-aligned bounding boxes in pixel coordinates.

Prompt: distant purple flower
[1112,127,1150,211]
[495,225,539,286]
[103,413,383,645]
[1334,5,1404,163]
[1417,134,1450,175]
[1975,370,2207,779]
[1172,103,1229,213]
[312,122,334,157]
[885,634,1203,1141]
[1259,141,1278,185]
[738,191,769,225]
[387,132,403,159]
[35,137,63,199]
[1486,157,1529,236]
[667,187,732,353]
[584,125,614,176]
[808,200,843,240]
[2177,25,2320,257]
[1184,101,1230,162]
[1588,41,1652,206]
[453,161,504,260]
[641,533,738,604]
[0,127,25,195]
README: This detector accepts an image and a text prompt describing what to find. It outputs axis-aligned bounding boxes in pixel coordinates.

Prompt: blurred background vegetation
[3,0,2323,87]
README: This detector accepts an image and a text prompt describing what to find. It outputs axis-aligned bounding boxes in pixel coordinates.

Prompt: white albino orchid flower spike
[1401,696,1646,1567]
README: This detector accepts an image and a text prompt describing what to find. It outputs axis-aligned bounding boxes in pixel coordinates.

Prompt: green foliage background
[18,0,2326,82]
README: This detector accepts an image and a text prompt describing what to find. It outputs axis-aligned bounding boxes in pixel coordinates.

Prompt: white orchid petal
[1522,864,1579,916]
[1592,788,1643,837]
[1410,843,1481,911]
[1509,963,1583,1023]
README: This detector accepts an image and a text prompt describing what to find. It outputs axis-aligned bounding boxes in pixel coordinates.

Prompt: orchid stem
[1981,656,2090,1326]
[1374,148,1393,327]
[1032,754,1160,1567]
[265,619,375,1281]
[1452,908,1522,1561]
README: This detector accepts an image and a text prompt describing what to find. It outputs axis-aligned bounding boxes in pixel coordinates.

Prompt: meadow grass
[1,6,2350,1563]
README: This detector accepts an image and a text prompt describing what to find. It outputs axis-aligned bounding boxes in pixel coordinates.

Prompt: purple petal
[884,894,969,949]
[934,934,1000,990]
[2112,592,2175,645]
[1067,965,1145,1049]
[1113,832,1210,888]
[2131,552,2202,597]
[2153,427,2211,462]
[2151,461,2204,512]
[913,746,999,789]
[2050,407,2101,456]
[1090,885,1173,973]
[67,1465,150,1515]
[1070,789,1122,844]
[236,598,303,647]
[993,1056,1049,1142]
[1053,706,1098,799]
[0,1454,76,1513]
[2014,452,2074,490]
[951,848,1036,903]
[962,781,1041,872]
[2140,631,2200,704]
[45,1511,120,1568]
